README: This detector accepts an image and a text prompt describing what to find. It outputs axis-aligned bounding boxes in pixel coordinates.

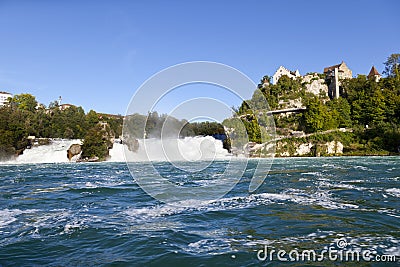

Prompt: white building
[0,91,12,107]
[272,66,301,85]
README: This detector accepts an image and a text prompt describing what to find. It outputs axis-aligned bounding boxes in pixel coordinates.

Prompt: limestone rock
[295,143,313,156]
[67,144,82,161]
[125,137,139,152]
[303,73,328,97]
[326,141,343,155]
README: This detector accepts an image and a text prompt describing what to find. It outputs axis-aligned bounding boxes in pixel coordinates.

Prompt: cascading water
[2,136,230,164]
[108,136,231,162]
[3,139,82,164]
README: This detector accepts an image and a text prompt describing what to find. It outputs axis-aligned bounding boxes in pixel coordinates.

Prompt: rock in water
[67,144,82,160]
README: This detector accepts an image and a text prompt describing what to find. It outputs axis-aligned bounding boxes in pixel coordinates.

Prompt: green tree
[10,93,38,112]
[86,110,100,128]
[81,125,110,160]
[383,53,400,79]
[328,98,352,128]
[302,97,330,133]
[365,89,386,125]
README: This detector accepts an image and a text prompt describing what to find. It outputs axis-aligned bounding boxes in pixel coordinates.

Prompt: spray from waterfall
[2,137,230,164]
[109,136,231,162]
[2,139,82,164]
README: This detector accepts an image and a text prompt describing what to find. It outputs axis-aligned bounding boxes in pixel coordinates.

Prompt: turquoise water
[0,157,399,266]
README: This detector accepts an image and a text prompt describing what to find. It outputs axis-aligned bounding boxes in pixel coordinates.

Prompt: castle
[271,62,381,100]
[323,61,352,99]
[272,66,300,85]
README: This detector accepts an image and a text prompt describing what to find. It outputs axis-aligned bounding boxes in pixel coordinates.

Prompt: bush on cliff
[81,125,111,161]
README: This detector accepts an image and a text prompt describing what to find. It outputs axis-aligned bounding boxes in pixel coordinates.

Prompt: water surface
[0,157,399,266]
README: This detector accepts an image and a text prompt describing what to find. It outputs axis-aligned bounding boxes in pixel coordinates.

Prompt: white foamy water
[2,136,229,164]
[108,136,231,162]
[386,188,400,198]
[4,139,82,164]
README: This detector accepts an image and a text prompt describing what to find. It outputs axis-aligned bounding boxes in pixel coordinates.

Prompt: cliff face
[275,140,343,157]
[242,139,343,157]
[303,73,329,97]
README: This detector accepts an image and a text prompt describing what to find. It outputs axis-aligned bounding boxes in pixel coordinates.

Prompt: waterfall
[2,136,230,164]
[108,136,231,162]
[3,139,82,164]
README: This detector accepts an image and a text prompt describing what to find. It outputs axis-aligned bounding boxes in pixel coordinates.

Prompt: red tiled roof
[323,63,341,73]
[368,66,380,77]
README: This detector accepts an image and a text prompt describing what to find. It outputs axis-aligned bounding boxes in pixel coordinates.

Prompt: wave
[123,189,360,224]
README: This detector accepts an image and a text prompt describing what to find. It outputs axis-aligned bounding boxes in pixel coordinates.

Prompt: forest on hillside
[229,54,400,155]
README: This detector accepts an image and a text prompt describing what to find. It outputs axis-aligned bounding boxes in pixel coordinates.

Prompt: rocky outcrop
[125,137,139,152]
[326,141,343,155]
[302,73,329,98]
[67,143,82,161]
[76,155,99,162]
[295,143,313,156]
[274,140,344,157]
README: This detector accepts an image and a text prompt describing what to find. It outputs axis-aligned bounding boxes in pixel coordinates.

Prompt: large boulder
[124,136,139,152]
[67,144,82,161]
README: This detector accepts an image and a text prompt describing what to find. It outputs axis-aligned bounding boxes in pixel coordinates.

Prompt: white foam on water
[2,136,229,164]
[318,180,367,192]
[108,143,126,162]
[123,188,359,225]
[354,165,371,171]
[109,136,230,162]
[3,139,82,164]
[386,188,400,198]
[0,209,25,228]
[184,238,234,255]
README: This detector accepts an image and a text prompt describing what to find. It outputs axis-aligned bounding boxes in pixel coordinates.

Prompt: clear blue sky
[0,0,399,116]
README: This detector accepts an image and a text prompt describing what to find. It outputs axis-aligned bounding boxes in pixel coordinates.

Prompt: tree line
[231,53,400,154]
[0,95,123,160]
[0,97,227,160]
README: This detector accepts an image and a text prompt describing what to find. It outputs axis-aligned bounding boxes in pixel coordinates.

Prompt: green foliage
[0,100,123,159]
[102,115,123,138]
[243,116,262,143]
[302,97,333,133]
[86,110,100,128]
[184,121,225,136]
[236,55,400,155]
[124,112,227,141]
[258,75,304,109]
[0,106,29,159]
[326,98,352,128]
[222,117,248,147]
[49,106,87,138]
[341,75,399,126]
[9,93,38,112]
[81,125,110,160]
[383,53,400,79]
[123,113,146,138]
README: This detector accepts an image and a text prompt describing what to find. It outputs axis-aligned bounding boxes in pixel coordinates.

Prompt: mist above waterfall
[2,136,230,164]
[109,136,231,162]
